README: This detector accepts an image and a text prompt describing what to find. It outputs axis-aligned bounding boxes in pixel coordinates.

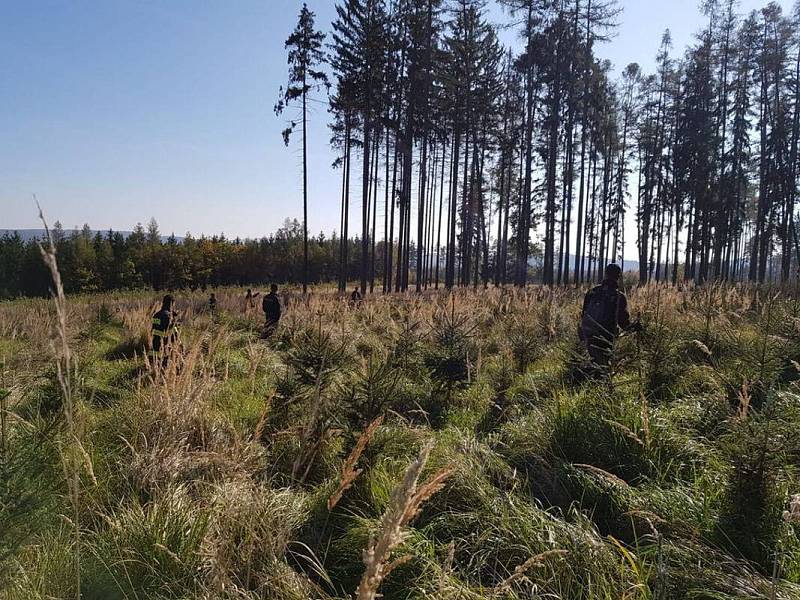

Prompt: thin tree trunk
[435,138,447,289]
[370,130,380,293]
[302,83,309,294]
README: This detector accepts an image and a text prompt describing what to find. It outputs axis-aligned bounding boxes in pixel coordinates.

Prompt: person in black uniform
[579,264,641,373]
[262,284,281,337]
[208,292,219,323]
[349,286,362,307]
[151,294,178,368]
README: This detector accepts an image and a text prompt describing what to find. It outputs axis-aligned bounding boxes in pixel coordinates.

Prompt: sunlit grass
[1,282,800,598]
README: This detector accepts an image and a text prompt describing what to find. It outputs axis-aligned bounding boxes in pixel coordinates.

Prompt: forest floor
[2,283,800,599]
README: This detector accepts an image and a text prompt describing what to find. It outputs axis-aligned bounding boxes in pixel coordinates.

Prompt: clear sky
[1,0,794,256]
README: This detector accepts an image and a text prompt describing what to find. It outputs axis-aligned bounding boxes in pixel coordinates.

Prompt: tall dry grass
[2,279,800,598]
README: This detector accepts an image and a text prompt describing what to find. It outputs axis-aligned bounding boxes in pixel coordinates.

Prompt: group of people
[151,264,639,375]
[242,285,282,329]
[149,284,284,368]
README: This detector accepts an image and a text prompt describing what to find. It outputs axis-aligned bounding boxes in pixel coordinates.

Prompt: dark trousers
[264,317,279,337]
[150,346,171,369]
[585,335,614,376]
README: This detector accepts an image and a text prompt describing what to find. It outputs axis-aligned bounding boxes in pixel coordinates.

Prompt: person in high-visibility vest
[151,294,178,367]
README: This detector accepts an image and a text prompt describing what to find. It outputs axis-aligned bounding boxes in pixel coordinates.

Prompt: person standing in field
[579,264,640,374]
[244,288,260,314]
[262,284,282,336]
[349,286,362,307]
[151,294,178,368]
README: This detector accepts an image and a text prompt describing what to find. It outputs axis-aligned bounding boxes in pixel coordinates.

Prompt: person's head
[162,294,174,310]
[210,293,216,299]
[604,264,622,283]
[270,284,278,293]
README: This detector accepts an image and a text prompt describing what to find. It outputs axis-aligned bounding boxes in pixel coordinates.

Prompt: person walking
[262,284,282,337]
[244,289,260,314]
[579,264,641,375]
[151,294,178,368]
[349,286,362,307]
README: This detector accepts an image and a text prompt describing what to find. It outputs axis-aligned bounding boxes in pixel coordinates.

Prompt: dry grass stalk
[737,380,751,420]
[402,464,455,523]
[493,549,568,595]
[36,202,85,599]
[438,540,456,594]
[0,359,8,455]
[641,394,651,449]
[328,415,383,511]
[355,441,454,600]
[625,509,667,529]
[253,391,275,443]
[291,357,326,483]
[245,339,265,394]
[692,339,713,358]
[382,553,413,578]
[297,427,341,485]
[602,419,644,447]
[574,463,629,487]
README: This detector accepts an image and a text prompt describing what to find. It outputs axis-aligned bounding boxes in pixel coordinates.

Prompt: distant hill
[530,254,640,274]
[1,229,182,243]
[1,229,128,242]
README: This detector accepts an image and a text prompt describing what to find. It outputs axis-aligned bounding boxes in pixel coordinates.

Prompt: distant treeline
[0,218,403,298]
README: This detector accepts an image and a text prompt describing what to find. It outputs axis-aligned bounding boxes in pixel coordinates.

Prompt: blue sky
[1,0,794,254]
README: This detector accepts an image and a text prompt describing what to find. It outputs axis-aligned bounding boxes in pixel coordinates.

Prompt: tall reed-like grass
[37,206,86,599]
[3,281,800,598]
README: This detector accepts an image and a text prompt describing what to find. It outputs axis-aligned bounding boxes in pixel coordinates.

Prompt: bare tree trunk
[370,130,380,293]
[361,113,372,295]
[446,129,461,288]
[341,121,352,292]
[383,128,391,292]
[302,82,309,294]
[435,138,448,288]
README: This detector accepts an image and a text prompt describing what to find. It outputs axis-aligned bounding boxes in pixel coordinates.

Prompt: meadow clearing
[2,282,800,599]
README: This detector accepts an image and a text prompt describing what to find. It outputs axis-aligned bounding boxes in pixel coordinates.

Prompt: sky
[1,0,795,258]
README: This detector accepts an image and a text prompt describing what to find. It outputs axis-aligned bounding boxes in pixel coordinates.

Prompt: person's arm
[617,294,632,331]
[578,292,590,340]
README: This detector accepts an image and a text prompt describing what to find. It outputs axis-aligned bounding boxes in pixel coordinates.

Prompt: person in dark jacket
[579,264,640,371]
[262,284,281,336]
[151,294,178,367]
[349,287,362,307]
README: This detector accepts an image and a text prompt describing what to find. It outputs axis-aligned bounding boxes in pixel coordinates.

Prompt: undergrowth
[1,283,800,599]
